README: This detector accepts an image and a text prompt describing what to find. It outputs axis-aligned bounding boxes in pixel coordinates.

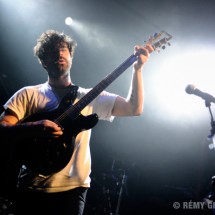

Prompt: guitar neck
[70,53,139,117]
[57,30,172,120]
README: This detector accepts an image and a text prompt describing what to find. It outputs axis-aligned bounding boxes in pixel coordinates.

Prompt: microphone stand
[204,100,215,205]
[114,170,127,215]
[205,100,215,149]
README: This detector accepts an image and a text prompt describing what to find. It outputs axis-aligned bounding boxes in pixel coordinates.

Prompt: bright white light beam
[65,17,73,26]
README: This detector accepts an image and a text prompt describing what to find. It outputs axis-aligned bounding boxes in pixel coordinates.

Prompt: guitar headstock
[145,31,173,53]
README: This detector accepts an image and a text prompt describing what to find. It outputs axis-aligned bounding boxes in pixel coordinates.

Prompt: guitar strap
[61,85,79,106]
[51,84,79,109]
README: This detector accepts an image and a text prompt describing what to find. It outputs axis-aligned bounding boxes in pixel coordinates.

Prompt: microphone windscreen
[185,84,196,94]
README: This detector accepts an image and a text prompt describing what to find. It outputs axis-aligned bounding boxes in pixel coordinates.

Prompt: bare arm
[0,110,63,144]
[112,44,153,116]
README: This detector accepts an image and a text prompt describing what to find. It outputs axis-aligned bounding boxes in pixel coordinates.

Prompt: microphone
[185,84,215,103]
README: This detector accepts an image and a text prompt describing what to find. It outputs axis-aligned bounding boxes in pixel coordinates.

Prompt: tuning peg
[148,36,153,43]
[162,46,166,50]
[156,48,160,53]
[167,42,171,46]
[153,33,158,37]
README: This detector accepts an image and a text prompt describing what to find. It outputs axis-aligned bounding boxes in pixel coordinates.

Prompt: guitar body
[18,97,99,176]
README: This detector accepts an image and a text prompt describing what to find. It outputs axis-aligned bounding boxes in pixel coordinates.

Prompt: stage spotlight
[65,17,73,26]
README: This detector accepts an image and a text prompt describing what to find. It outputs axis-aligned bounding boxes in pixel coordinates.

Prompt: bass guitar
[18,31,172,176]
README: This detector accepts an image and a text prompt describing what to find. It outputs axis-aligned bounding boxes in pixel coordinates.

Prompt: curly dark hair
[34,30,77,62]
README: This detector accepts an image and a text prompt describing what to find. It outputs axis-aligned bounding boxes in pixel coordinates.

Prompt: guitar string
[56,53,139,123]
[56,32,171,123]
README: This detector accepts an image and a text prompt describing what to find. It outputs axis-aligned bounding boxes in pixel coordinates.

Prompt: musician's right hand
[32,120,63,138]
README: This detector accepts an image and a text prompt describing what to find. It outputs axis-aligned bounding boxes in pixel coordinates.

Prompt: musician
[0,30,153,215]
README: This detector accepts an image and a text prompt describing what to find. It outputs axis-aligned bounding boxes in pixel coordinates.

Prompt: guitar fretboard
[56,53,138,122]
[56,30,172,123]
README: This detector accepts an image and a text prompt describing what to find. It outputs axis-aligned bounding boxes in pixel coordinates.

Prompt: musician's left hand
[134,44,154,71]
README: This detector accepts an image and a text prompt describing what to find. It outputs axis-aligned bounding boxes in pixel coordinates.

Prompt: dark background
[1,0,215,214]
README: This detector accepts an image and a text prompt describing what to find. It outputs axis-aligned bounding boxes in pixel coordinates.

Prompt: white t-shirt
[4,82,117,192]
